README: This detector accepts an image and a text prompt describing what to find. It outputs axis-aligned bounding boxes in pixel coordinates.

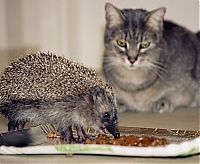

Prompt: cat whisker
[103,56,118,60]
[147,59,166,66]
[150,60,166,66]
[148,61,166,71]
[103,58,119,73]
[149,68,165,81]
[147,64,165,81]
[147,61,166,74]
[103,64,115,73]
[149,64,165,74]
[149,65,165,74]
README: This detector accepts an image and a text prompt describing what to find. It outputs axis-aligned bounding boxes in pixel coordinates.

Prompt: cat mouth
[126,63,137,70]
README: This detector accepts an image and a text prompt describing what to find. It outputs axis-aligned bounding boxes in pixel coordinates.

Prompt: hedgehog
[0,52,120,143]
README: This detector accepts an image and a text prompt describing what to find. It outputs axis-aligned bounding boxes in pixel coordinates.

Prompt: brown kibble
[85,134,169,147]
[47,132,60,139]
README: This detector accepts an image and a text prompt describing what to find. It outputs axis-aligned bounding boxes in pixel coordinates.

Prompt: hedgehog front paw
[60,126,76,144]
[75,126,95,143]
[152,98,174,113]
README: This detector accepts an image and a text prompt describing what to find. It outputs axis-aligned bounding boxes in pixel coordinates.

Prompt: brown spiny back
[0,52,112,103]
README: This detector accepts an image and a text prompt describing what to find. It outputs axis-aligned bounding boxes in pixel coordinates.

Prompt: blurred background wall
[0,0,199,72]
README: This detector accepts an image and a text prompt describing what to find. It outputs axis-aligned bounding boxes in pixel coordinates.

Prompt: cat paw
[152,98,174,113]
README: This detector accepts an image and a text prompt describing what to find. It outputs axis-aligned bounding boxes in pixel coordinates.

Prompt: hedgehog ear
[88,86,103,105]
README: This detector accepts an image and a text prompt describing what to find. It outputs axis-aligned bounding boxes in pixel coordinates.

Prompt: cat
[102,3,200,113]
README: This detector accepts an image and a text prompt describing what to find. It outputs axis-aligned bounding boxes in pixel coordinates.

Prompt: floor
[0,107,199,163]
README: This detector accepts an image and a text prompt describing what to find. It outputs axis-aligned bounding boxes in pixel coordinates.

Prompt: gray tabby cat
[103,3,200,113]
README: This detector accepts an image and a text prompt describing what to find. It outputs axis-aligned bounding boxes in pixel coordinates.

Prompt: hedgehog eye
[103,112,110,119]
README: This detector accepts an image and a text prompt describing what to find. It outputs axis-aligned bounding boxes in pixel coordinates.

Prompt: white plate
[0,136,199,157]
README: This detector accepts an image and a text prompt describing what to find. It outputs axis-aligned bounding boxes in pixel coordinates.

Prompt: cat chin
[126,65,137,70]
[124,63,140,70]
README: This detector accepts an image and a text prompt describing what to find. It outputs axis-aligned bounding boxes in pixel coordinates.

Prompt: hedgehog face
[89,86,120,138]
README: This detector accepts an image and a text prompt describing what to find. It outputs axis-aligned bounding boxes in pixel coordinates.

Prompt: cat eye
[139,41,151,49]
[116,40,127,48]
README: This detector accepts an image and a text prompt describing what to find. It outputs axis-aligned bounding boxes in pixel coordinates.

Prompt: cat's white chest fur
[113,76,198,113]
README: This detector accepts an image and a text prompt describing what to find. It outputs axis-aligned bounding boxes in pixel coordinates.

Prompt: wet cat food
[85,134,169,147]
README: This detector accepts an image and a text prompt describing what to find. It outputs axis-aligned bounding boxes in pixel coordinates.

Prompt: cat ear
[105,3,124,28]
[145,7,166,31]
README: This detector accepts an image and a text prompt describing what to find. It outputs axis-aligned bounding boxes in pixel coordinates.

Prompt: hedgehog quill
[0,53,120,143]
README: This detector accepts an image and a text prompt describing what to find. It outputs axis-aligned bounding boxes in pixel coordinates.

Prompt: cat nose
[128,56,137,64]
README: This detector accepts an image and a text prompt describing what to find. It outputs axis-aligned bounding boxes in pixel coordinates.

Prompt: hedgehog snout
[101,121,120,138]
[100,115,120,138]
